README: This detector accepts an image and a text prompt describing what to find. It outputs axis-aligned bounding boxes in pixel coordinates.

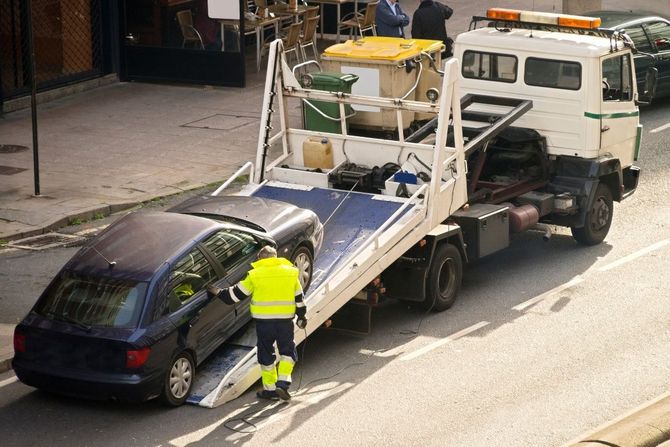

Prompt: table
[219,16,281,72]
[306,0,357,42]
[266,3,320,24]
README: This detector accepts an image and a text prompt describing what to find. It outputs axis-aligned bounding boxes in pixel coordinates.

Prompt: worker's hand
[207,285,222,297]
[296,317,307,330]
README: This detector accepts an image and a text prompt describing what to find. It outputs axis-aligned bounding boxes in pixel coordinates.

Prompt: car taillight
[14,330,26,353]
[126,347,151,369]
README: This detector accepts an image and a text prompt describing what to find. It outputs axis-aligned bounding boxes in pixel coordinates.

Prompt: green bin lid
[309,72,359,89]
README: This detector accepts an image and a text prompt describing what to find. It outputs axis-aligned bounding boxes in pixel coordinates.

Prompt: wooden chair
[263,21,303,67]
[299,15,320,61]
[339,1,378,41]
[176,10,204,49]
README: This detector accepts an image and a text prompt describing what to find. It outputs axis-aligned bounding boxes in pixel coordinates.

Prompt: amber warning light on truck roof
[486,8,601,30]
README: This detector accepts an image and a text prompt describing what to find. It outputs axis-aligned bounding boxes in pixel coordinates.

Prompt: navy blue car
[12,195,323,406]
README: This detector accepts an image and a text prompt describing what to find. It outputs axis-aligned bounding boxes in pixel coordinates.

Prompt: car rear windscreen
[35,271,148,328]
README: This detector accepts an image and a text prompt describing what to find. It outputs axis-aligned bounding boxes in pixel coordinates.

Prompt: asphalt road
[1,106,669,447]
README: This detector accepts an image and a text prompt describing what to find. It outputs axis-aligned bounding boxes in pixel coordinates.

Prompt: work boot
[275,385,291,401]
[256,390,279,401]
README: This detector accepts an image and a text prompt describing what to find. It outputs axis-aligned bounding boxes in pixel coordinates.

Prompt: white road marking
[512,275,584,311]
[598,240,670,272]
[400,321,490,361]
[0,376,18,388]
[650,122,670,133]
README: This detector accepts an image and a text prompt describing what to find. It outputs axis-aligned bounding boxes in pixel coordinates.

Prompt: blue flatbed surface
[253,185,410,291]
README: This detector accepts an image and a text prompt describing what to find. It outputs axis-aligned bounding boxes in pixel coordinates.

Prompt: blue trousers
[255,319,297,366]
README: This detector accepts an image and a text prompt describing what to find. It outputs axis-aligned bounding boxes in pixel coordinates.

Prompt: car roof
[585,10,669,29]
[66,211,220,281]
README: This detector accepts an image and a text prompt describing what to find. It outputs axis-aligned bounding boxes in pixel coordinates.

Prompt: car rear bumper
[13,358,164,402]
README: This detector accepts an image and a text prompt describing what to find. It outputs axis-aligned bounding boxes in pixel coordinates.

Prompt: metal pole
[26,0,40,196]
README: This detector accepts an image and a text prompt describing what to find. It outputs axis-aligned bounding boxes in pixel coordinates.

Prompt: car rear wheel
[161,351,194,407]
[291,245,313,291]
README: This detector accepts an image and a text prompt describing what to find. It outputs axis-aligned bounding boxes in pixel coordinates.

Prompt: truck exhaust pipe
[534,223,552,242]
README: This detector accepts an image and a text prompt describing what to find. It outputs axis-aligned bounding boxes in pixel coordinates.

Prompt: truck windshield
[35,271,147,328]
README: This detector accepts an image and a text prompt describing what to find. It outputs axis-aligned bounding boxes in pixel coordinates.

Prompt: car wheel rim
[169,357,192,399]
[294,252,312,287]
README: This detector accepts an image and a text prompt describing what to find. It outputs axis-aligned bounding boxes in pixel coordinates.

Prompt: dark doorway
[119,0,246,87]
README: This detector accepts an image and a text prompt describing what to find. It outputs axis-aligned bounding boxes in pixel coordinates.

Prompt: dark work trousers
[255,319,297,366]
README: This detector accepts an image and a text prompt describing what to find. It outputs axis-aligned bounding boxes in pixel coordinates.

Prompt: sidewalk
[0,73,273,242]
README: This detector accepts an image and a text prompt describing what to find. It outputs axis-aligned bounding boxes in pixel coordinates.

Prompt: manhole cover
[0,165,27,175]
[183,113,259,131]
[0,144,29,154]
[8,233,85,251]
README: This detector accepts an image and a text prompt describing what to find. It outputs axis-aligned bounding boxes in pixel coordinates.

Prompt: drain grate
[0,144,29,154]
[8,233,85,251]
[0,165,27,175]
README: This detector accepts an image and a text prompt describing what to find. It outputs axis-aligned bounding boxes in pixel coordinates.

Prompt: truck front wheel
[424,243,463,312]
[571,183,613,246]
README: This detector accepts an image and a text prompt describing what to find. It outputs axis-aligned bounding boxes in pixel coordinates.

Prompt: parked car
[12,195,323,406]
[586,10,670,102]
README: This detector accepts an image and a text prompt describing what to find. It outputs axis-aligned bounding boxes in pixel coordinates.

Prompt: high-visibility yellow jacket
[219,257,305,320]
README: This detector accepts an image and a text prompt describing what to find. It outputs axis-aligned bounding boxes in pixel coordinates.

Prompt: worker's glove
[296,317,307,330]
[207,285,222,298]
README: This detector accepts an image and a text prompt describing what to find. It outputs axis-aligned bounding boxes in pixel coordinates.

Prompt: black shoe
[275,386,291,401]
[256,390,279,401]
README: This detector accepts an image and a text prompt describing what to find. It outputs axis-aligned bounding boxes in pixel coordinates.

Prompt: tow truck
[186,8,643,408]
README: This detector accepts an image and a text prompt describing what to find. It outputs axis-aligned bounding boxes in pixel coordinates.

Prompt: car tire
[571,183,613,246]
[161,351,194,407]
[291,245,313,291]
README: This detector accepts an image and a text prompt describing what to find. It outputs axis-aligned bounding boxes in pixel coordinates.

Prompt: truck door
[599,52,638,166]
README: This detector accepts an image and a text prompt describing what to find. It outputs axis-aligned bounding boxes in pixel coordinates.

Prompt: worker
[375,0,410,38]
[411,0,454,57]
[207,245,307,401]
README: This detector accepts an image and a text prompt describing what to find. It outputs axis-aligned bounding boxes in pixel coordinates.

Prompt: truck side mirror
[637,66,658,105]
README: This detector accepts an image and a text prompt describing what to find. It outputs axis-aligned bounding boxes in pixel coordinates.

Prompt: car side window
[644,21,670,52]
[168,247,217,309]
[602,54,633,102]
[202,229,261,272]
[625,25,653,53]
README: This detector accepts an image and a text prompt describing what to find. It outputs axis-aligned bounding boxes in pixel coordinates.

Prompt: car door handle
[601,125,610,132]
[189,310,203,327]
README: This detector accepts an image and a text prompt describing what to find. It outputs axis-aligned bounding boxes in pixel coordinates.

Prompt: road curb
[0,357,12,374]
[565,392,670,447]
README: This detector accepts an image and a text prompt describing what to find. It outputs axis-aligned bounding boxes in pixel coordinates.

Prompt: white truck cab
[455,8,642,167]
[445,8,642,246]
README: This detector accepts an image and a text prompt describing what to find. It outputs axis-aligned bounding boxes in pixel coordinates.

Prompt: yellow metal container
[321,37,444,132]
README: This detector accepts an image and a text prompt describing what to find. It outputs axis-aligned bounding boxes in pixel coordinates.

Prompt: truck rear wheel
[571,183,613,246]
[423,243,463,312]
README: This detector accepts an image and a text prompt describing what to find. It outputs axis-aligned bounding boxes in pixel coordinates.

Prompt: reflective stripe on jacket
[241,257,302,320]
